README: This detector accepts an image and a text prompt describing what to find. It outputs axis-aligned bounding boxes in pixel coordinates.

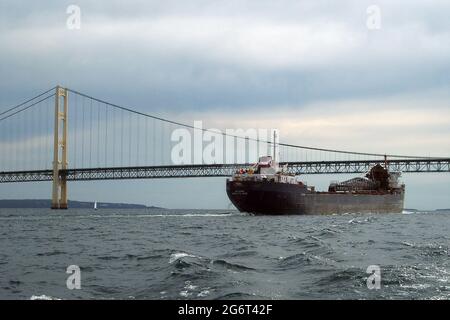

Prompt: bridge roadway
[1,158,449,183]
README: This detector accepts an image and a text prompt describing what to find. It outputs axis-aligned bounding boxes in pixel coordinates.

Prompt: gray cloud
[1,0,449,111]
[1,0,449,209]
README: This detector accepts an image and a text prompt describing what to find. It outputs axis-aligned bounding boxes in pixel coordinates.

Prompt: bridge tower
[51,86,68,209]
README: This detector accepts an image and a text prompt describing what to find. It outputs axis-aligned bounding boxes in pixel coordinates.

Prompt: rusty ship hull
[226,180,405,215]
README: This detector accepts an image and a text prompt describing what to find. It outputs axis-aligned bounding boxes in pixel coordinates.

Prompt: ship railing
[231,174,268,182]
[231,173,300,184]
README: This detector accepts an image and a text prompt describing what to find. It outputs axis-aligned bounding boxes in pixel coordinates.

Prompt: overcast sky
[0,0,449,209]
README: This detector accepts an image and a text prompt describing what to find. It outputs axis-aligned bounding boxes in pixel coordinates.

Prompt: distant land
[404,208,449,213]
[0,199,163,209]
[404,208,449,212]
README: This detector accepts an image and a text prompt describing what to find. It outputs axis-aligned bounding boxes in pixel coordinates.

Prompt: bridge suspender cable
[1,86,449,211]
[65,87,439,160]
[0,85,443,160]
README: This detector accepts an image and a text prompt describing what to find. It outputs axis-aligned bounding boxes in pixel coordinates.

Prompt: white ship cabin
[231,156,299,184]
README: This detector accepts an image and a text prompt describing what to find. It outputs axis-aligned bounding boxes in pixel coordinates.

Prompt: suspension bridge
[1,86,449,209]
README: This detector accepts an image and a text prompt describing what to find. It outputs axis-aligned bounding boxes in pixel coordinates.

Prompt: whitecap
[179,290,190,297]
[169,252,199,264]
[185,284,198,290]
[197,290,210,297]
[402,241,415,247]
[30,295,61,300]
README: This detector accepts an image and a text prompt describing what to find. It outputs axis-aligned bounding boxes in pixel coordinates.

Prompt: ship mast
[273,130,277,163]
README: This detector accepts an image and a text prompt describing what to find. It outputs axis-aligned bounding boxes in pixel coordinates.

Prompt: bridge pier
[51,86,68,209]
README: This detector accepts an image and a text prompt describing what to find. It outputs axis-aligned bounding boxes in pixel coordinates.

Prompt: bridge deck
[1,159,449,183]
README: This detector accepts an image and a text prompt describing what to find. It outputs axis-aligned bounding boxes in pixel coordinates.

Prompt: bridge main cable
[0,86,56,117]
[65,87,438,160]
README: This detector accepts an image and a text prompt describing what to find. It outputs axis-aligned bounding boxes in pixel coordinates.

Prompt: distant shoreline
[404,208,450,212]
[0,199,163,209]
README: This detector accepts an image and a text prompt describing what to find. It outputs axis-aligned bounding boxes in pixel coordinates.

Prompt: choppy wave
[168,251,255,272]
[169,252,201,264]
[1,208,449,299]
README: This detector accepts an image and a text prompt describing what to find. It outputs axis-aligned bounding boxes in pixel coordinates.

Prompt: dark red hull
[226,180,404,215]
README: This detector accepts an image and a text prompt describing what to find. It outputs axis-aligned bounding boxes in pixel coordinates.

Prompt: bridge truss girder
[0,159,449,184]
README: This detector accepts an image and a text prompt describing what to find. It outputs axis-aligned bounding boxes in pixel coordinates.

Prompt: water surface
[0,209,449,299]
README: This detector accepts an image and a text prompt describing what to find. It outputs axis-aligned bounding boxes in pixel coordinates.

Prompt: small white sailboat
[94,201,98,210]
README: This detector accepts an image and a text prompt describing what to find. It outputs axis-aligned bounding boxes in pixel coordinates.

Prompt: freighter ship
[226,156,405,215]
